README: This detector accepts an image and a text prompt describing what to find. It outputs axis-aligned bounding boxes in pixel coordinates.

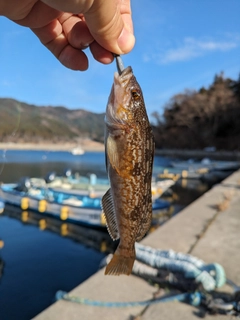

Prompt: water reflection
[0,239,4,281]
[171,179,209,206]
[2,204,115,254]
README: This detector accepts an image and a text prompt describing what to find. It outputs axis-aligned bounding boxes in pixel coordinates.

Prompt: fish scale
[102,57,155,275]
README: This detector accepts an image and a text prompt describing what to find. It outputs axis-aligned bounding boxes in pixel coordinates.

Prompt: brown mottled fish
[101,55,155,276]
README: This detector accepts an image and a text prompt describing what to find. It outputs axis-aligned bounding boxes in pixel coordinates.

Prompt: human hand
[0,0,135,70]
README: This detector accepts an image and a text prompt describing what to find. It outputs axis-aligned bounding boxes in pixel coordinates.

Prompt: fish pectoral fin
[101,188,119,240]
[107,135,120,173]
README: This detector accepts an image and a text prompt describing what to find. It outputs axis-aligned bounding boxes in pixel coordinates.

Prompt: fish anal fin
[101,189,119,240]
[105,253,135,276]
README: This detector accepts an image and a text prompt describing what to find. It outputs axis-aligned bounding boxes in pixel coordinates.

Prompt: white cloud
[156,35,240,64]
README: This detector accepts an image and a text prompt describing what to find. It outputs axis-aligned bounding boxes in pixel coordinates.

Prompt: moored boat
[29,172,176,200]
[171,158,240,172]
[71,146,85,155]
[0,199,4,213]
[0,179,171,228]
[0,182,104,227]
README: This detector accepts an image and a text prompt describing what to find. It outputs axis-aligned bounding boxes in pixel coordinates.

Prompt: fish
[101,55,155,276]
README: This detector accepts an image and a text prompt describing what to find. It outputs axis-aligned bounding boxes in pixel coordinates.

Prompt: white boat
[71,146,85,155]
[151,179,176,200]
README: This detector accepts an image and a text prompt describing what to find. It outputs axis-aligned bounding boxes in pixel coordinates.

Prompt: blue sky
[0,0,239,118]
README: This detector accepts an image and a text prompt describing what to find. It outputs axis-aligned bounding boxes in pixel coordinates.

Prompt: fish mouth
[106,66,133,127]
[108,66,133,108]
[114,66,133,88]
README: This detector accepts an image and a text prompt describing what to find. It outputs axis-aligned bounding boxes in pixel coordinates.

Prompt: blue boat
[0,178,171,228]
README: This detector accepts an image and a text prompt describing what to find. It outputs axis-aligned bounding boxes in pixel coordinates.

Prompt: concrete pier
[155,148,240,161]
[34,170,240,320]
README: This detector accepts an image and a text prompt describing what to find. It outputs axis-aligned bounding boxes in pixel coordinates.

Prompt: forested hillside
[0,99,105,143]
[152,73,240,150]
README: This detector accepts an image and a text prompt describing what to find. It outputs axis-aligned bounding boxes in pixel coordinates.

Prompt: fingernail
[81,39,94,50]
[117,27,135,54]
[81,43,89,50]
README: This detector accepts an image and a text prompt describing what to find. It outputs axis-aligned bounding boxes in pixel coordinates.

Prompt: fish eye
[131,89,140,100]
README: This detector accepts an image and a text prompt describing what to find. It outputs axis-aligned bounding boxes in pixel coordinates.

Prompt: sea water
[0,150,172,319]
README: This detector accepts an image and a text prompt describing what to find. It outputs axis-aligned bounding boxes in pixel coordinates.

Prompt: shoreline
[1,142,240,160]
[0,140,105,152]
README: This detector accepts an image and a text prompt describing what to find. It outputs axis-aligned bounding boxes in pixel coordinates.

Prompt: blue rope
[135,243,226,291]
[55,290,202,308]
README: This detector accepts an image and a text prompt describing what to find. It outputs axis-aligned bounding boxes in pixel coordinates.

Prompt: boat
[171,158,240,172]
[29,171,176,200]
[0,179,171,228]
[0,199,4,213]
[151,179,176,200]
[153,165,206,180]
[71,146,85,155]
[0,182,104,227]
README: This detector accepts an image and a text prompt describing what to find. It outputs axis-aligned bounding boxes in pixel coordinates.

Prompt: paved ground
[34,170,240,320]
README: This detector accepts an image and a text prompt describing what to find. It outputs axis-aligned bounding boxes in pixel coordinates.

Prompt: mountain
[0,98,105,143]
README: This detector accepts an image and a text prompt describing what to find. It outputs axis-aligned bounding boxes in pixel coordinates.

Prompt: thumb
[84,0,135,54]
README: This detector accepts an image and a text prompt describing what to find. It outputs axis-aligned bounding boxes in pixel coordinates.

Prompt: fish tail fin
[105,250,135,276]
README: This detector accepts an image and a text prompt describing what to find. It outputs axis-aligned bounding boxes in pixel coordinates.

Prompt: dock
[155,148,240,161]
[34,169,240,320]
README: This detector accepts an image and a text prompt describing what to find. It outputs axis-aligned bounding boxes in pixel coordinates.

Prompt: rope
[100,244,226,291]
[136,243,205,268]
[135,243,226,291]
[55,290,202,308]
[55,244,239,314]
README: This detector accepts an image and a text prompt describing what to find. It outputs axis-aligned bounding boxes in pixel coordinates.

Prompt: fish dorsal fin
[107,135,120,173]
[101,188,119,240]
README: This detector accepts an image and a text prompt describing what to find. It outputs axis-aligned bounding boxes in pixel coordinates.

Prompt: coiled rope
[134,243,226,291]
[100,244,226,291]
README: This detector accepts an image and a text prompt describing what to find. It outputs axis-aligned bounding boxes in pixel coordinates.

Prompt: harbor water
[0,150,213,320]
